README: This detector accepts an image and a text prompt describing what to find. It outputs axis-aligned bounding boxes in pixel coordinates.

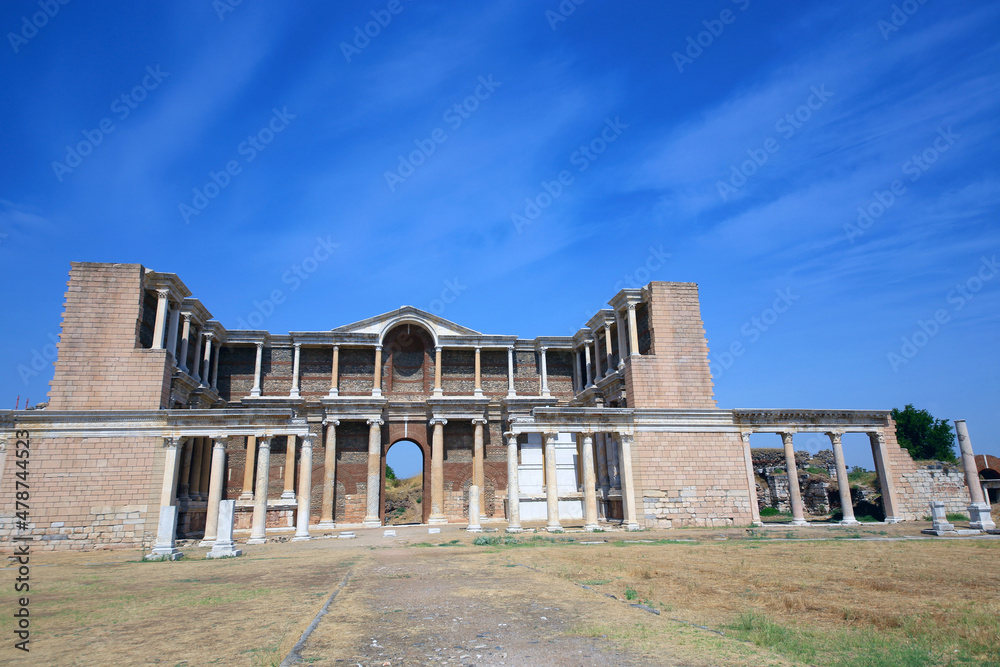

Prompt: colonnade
[150,287,220,391]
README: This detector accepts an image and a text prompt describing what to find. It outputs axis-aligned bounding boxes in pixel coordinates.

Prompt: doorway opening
[384,439,424,525]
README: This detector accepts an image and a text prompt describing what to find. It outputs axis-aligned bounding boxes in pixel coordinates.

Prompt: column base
[432,389,443,397]
[506,526,523,533]
[207,547,243,559]
[289,391,300,399]
[751,521,764,527]
[839,519,860,526]
[428,515,447,524]
[969,504,997,530]
[239,492,254,500]
[625,523,642,531]
[467,525,483,533]
[371,389,382,398]
[790,519,808,526]
[546,524,563,532]
[885,516,903,524]
[474,389,484,397]
[279,492,296,500]
[317,521,336,529]
[246,537,267,545]
[249,390,261,397]
[145,547,183,561]
[327,389,339,398]
[584,524,600,532]
[507,391,516,398]
[291,534,312,542]
[362,518,382,527]
[197,539,216,547]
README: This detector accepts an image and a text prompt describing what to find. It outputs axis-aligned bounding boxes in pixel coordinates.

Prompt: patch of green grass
[806,466,829,476]
[856,515,879,523]
[759,507,790,518]
[624,586,638,601]
[946,512,968,522]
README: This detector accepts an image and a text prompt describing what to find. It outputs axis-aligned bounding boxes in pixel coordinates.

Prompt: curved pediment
[331,306,481,344]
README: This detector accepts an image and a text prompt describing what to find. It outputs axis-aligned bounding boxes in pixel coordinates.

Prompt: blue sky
[2,1,999,471]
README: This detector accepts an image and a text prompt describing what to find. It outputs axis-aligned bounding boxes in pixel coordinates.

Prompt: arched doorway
[382,439,428,525]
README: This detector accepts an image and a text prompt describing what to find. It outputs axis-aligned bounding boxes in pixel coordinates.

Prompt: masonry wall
[632,431,754,528]
[876,424,971,519]
[48,262,171,410]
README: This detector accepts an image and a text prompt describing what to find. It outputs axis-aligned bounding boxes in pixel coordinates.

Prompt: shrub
[760,507,782,517]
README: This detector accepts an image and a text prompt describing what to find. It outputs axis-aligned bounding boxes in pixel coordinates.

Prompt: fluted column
[740,432,761,525]
[581,433,599,531]
[584,344,593,387]
[198,436,212,499]
[433,346,443,397]
[505,432,521,532]
[319,420,339,528]
[606,433,620,490]
[191,329,203,383]
[363,418,383,526]
[328,345,339,397]
[473,418,487,519]
[240,436,256,500]
[544,432,561,531]
[827,431,857,525]
[595,433,610,498]
[178,438,194,502]
[200,437,228,545]
[619,433,640,530]
[250,341,264,397]
[152,288,169,349]
[615,311,627,369]
[210,343,220,391]
[506,346,516,397]
[429,418,447,523]
[627,303,640,357]
[166,306,180,359]
[592,335,602,381]
[178,313,192,373]
[247,437,272,544]
[293,435,315,541]
[372,345,383,398]
[603,322,614,375]
[289,343,301,398]
[188,438,205,501]
[781,432,807,526]
[539,347,550,398]
[200,333,214,387]
[281,436,296,500]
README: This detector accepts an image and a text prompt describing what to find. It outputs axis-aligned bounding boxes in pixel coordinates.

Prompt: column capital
[211,435,227,448]
[870,431,886,445]
[293,341,302,349]
[826,430,843,442]
[332,343,340,351]
[366,418,384,427]
[322,418,341,427]
[503,431,517,441]
[740,431,751,444]
[435,345,442,352]
[472,417,488,426]
[301,434,315,449]
[156,288,170,299]
[542,430,558,440]
[162,437,183,449]
[255,340,264,350]
[538,345,548,353]
[779,431,795,444]
[374,344,382,351]
[181,312,192,323]
[258,436,273,449]
[429,417,448,427]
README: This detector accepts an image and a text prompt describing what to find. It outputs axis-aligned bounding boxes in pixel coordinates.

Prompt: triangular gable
[330,305,482,337]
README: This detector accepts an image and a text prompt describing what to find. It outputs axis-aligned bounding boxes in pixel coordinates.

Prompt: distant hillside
[385,474,422,525]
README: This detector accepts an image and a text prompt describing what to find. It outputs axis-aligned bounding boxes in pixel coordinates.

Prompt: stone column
[159,437,184,507]
[539,347,551,398]
[472,418,487,520]
[619,434,640,530]
[615,311,627,369]
[196,437,211,499]
[474,347,483,397]
[606,433,620,490]
[467,485,483,532]
[250,341,264,397]
[152,288,169,349]
[429,418,447,523]
[191,329,203,383]
[189,438,205,501]
[583,344,593,387]
[505,432,522,532]
[328,345,339,397]
[627,303,640,357]
[240,436,256,500]
[780,432,807,526]
[506,346,516,397]
[543,432,562,531]
[372,345,383,398]
[293,435,315,541]
[146,438,184,560]
[166,306,180,359]
[827,432,857,525]
[595,433,610,517]
[363,419,383,527]
[740,432,762,526]
[178,313,192,373]
[603,322,614,375]
[955,420,995,530]
[178,438,194,502]
[247,437,272,544]
[207,500,242,559]
[281,436,296,500]
[200,437,228,545]
[433,346,443,397]
[289,343,301,398]
[581,433,599,531]
[319,420,339,528]
[201,333,214,387]
[869,431,902,523]
[592,336,602,381]
[210,343,220,392]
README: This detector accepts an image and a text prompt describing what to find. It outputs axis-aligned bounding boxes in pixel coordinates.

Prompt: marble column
[166,306,180,359]
[615,311,627,369]
[281,436,296,500]
[473,418,487,520]
[592,335,602,381]
[158,437,183,507]
[247,437,272,544]
[197,436,211,499]
[740,432,762,526]
[318,420,339,528]
[606,433,620,490]
[603,322,614,375]
[619,434,640,530]
[363,418,383,527]
[178,438,194,502]
[595,433,610,497]
[506,346,516,397]
[827,432,857,525]
[467,485,482,532]
[210,343,220,392]
[188,438,205,501]
[581,433,599,531]
[505,432,521,532]
[372,345,383,398]
[780,432,807,526]
[191,330,203,383]
[433,346,443,397]
[146,437,184,559]
[293,435,315,541]
[474,347,483,397]
[584,344,593,387]
[429,418,447,523]
[250,341,264,397]
[178,313,192,373]
[200,333,213,387]
[289,343,301,398]
[869,431,902,523]
[539,347,550,398]
[240,436,256,500]
[544,432,561,531]
[200,437,228,545]
[328,345,339,397]
[627,303,640,357]
[955,420,995,530]
[152,288,169,350]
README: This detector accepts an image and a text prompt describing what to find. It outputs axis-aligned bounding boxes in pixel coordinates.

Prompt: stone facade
[0,263,979,552]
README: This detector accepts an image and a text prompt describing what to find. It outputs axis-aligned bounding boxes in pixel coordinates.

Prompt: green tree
[891,404,957,462]
[385,464,396,480]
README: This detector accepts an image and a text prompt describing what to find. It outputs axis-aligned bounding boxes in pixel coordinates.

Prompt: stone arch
[382,324,435,396]
[380,437,431,524]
